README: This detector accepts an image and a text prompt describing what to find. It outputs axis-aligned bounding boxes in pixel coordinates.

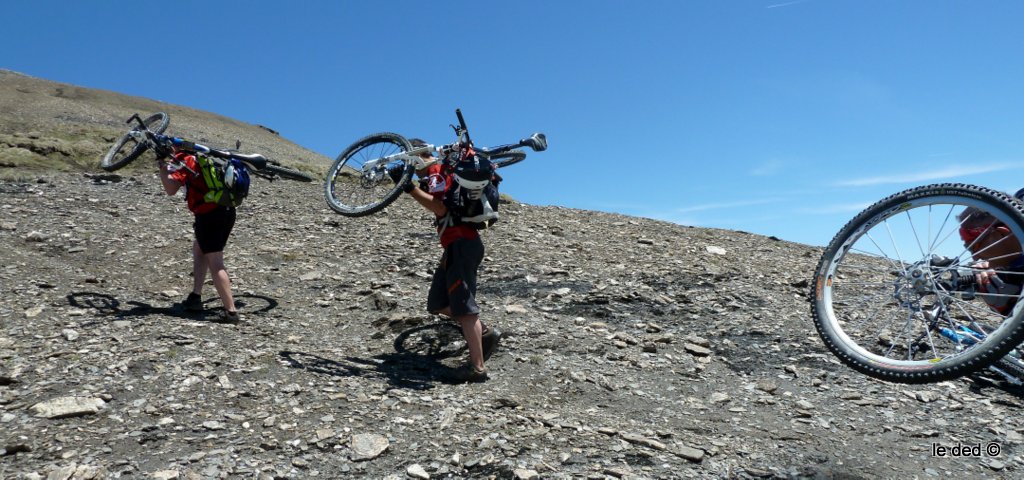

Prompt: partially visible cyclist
[957,190,1024,314]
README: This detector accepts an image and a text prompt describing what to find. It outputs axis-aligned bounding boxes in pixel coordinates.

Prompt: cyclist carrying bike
[400,138,501,382]
[156,145,240,324]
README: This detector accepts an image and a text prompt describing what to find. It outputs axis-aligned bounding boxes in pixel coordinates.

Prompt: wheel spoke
[896,309,922,361]
[862,233,904,275]
[928,204,956,253]
[883,220,908,273]
[846,288,899,333]
[837,263,890,271]
[326,134,412,216]
[813,186,1024,382]
[906,210,927,259]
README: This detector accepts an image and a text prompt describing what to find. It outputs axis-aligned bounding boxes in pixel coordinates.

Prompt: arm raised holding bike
[323,108,545,217]
[400,139,450,218]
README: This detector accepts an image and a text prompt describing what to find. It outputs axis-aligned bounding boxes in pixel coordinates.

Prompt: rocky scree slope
[1,70,1023,479]
[0,174,1023,479]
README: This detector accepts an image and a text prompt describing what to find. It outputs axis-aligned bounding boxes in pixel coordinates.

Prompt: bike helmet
[453,156,495,192]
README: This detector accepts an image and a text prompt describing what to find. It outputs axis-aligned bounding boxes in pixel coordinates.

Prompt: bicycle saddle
[229,152,268,169]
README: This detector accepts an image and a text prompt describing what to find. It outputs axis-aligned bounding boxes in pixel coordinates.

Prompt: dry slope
[1,72,1023,479]
[0,69,328,178]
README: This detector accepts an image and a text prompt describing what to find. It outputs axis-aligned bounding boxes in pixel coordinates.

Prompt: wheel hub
[893,263,937,308]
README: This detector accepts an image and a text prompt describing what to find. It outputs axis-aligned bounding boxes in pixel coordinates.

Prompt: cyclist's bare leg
[433,307,490,333]
[204,251,236,312]
[455,313,485,370]
[192,240,208,295]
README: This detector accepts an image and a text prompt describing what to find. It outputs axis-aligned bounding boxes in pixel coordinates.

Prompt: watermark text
[932,442,1000,457]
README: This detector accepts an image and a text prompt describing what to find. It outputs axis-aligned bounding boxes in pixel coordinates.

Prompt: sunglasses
[960,223,1010,245]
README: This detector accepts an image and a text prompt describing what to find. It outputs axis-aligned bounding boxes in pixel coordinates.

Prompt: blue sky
[4,0,1024,246]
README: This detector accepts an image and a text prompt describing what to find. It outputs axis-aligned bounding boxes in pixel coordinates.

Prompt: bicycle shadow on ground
[279,323,472,389]
[66,291,279,326]
[966,375,1024,401]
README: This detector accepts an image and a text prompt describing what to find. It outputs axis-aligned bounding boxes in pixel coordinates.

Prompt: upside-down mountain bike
[100,112,314,182]
[324,108,547,216]
[811,183,1024,385]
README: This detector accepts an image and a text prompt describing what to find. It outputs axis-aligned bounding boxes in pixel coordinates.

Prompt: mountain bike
[811,183,1024,384]
[324,108,547,216]
[100,112,314,182]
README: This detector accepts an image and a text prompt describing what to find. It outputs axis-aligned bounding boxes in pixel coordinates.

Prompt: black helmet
[453,156,494,190]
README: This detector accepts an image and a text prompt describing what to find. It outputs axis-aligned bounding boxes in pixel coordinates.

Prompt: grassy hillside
[0,69,330,180]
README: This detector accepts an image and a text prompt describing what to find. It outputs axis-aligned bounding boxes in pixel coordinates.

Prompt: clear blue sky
[4,0,1024,246]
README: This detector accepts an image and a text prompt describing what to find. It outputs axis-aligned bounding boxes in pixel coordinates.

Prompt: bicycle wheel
[100,112,170,171]
[811,183,1024,383]
[488,150,527,169]
[264,163,314,182]
[393,322,466,359]
[324,132,412,217]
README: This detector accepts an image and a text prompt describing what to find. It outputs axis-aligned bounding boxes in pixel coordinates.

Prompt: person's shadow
[66,291,278,326]
[279,322,471,388]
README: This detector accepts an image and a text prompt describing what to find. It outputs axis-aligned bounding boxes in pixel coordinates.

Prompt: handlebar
[455,108,471,145]
[450,108,546,156]
[129,119,237,161]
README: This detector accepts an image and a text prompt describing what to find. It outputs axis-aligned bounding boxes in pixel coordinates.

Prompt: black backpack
[440,170,501,230]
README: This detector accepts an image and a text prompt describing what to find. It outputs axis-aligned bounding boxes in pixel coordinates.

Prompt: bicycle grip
[456,109,466,130]
[127,114,148,130]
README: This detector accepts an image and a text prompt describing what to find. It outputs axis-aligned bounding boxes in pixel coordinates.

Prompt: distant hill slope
[0,69,330,178]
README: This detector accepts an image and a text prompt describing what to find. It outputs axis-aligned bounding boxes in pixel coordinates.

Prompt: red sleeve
[424,164,449,200]
[168,153,196,184]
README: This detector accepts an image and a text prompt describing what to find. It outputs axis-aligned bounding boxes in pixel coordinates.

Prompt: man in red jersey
[156,146,240,323]
[400,138,501,382]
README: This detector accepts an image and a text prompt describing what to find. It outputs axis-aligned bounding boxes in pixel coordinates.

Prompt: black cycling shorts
[193,206,236,254]
[427,237,485,317]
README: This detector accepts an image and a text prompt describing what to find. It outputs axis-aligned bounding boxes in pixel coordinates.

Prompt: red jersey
[423,163,479,248]
[168,152,218,215]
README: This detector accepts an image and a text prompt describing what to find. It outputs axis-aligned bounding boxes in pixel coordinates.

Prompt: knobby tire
[810,183,1024,383]
[100,112,170,171]
[324,132,412,217]
[489,150,527,169]
[264,163,314,182]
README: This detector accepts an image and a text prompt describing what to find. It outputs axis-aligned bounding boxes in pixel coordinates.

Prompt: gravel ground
[2,68,1024,480]
[1,173,1023,479]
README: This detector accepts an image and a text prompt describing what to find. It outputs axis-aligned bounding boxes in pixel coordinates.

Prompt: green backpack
[197,155,250,207]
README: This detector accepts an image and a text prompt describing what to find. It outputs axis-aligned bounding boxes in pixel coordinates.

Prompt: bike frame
[357,109,539,178]
[125,115,271,176]
[323,108,545,217]
[926,295,1024,385]
[358,144,443,176]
